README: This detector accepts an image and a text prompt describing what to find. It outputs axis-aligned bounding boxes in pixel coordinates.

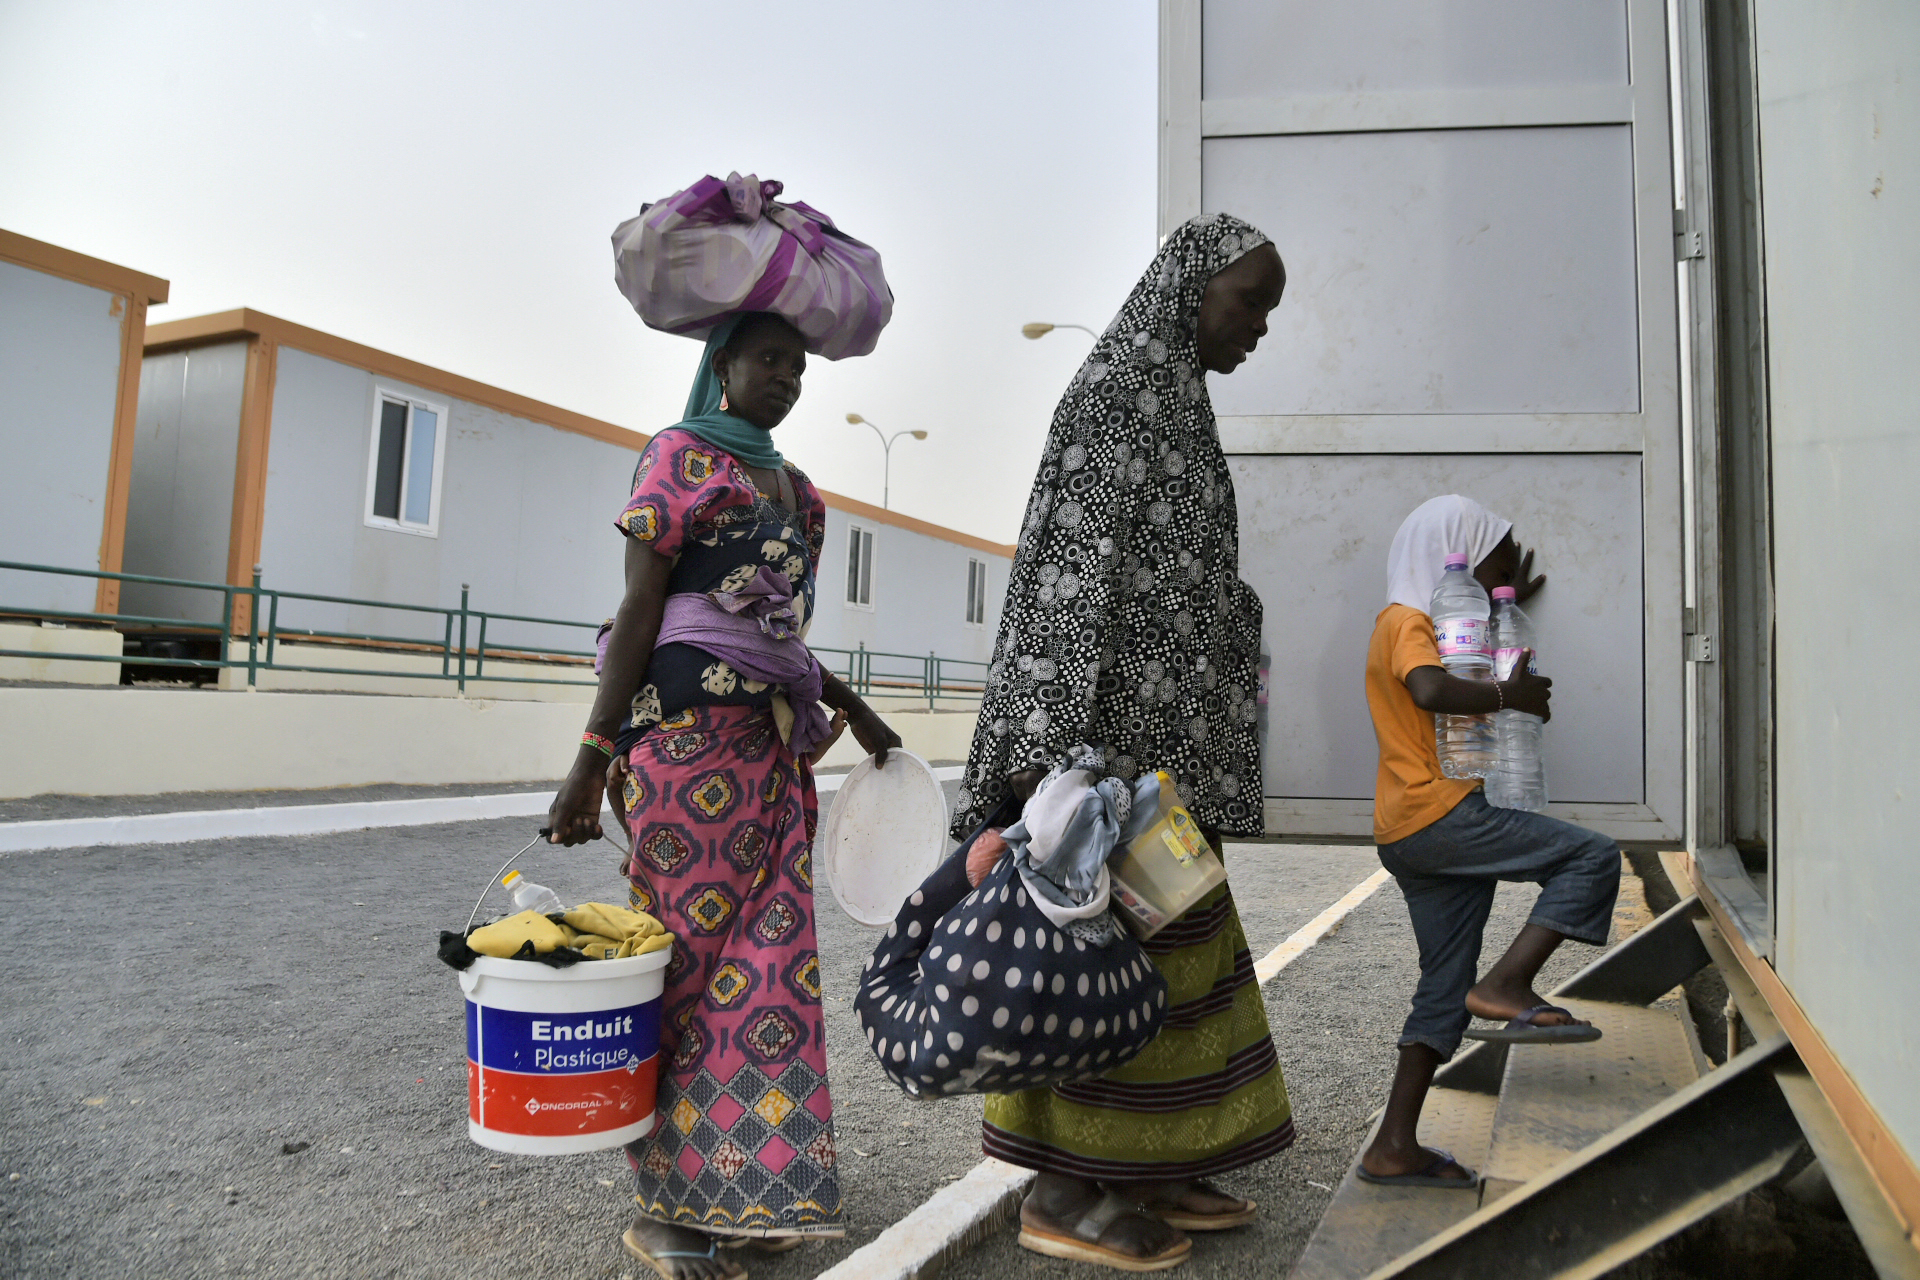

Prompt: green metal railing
[0,559,600,692]
[811,644,989,710]
[0,559,988,708]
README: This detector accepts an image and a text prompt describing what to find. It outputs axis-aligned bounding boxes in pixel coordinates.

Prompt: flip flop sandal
[1018,1190,1193,1272]
[1125,1185,1258,1231]
[621,1228,748,1280]
[1462,1004,1603,1044]
[1354,1148,1482,1190]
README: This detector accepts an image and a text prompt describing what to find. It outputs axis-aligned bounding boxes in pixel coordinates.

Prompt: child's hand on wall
[1472,532,1545,602]
[1507,541,1547,603]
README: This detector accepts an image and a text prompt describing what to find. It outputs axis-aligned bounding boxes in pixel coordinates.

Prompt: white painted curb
[0,792,555,854]
[1254,868,1393,984]
[0,766,961,854]
[815,1158,1034,1280]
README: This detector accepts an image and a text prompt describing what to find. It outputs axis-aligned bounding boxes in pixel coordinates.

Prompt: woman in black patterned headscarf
[959,215,1294,1271]
[956,215,1280,839]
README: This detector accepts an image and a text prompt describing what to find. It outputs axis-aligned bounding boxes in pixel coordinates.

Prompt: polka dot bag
[855,807,1168,1099]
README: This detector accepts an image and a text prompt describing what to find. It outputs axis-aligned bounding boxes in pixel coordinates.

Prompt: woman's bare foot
[621,1216,745,1280]
[1464,979,1588,1027]
[1022,1173,1189,1264]
[1121,1178,1247,1213]
[1112,1178,1255,1227]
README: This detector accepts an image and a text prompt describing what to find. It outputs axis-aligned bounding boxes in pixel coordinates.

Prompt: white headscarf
[1385,495,1513,613]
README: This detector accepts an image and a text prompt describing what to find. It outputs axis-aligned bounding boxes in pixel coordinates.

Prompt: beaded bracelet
[1493,684,1506,713]
[581,731,616,758]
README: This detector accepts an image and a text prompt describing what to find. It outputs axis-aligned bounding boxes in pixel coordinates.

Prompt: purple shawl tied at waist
[655,566,830,756]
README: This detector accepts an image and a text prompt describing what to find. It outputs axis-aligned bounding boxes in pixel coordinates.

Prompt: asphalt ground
[0,778,1380,1279]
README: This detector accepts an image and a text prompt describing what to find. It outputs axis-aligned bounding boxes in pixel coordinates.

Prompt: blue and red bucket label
[466,998,661,1137]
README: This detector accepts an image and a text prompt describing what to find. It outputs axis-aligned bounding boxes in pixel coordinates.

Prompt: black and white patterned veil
[953,214,1274,839]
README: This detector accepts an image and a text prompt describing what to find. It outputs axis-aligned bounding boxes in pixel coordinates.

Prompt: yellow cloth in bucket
[467,903,673,962]
[563,903,675,958]
[468,910,572,957]
[572,935,627,961]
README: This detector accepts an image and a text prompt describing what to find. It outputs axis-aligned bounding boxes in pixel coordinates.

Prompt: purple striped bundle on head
[612,172,893,360]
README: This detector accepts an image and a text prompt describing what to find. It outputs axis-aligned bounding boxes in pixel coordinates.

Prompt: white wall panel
[1755,0,1920,1169]
[1233,453,1644,806]
[807,508,1008,669]
[257,348,633,655]
[1171,0,1680,840]
[0,262,124,614]
[256,348,1009,672]
[1205,127,1642,418]
[1203,0,1627,99]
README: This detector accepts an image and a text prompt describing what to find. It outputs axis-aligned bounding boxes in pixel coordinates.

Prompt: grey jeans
[1376,790,1620,1059]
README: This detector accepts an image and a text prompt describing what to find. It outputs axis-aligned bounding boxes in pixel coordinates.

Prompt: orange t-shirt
[1366,604,1478,845]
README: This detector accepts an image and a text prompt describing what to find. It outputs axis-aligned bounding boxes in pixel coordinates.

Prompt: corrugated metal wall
[122,344,248,624]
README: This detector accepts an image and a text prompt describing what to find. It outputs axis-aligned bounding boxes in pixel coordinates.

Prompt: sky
[0,0,1158,544]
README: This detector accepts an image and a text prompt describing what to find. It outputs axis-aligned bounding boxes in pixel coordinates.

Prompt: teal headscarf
[666,314,787,470]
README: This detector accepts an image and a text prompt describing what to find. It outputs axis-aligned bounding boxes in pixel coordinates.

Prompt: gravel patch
[1218,842,1383,957]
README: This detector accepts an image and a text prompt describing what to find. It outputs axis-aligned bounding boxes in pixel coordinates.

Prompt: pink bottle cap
[1492,586,1516,601]
[1444,553,1469,570]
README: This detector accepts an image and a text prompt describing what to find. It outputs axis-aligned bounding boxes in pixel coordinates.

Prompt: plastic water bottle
[502,869,566,915]
[1486,587,1547,811]
[1429,553,1495,779]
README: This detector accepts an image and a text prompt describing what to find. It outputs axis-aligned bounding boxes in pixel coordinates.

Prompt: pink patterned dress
[612,429,842,1239]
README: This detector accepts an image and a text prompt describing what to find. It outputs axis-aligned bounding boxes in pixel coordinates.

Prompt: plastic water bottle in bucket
[1107,772,1228,939]
[455,836,675,1155]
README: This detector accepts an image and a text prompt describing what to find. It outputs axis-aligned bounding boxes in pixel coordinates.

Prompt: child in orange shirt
[1357,495,1620,1189]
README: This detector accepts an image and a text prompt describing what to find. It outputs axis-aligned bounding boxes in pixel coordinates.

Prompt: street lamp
[845,413,927,510]
[1021,322,1100,340]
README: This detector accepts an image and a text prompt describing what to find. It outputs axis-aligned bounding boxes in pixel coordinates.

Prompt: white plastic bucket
[459,945,673,1154]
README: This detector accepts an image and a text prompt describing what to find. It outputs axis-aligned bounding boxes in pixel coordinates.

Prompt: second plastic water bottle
[1429,553,1495,778]
[1486,586,1548,811]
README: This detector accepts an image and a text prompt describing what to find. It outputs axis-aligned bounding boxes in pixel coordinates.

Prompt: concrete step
[1288,1087,1498,1280]
[1479,997,1701,1204]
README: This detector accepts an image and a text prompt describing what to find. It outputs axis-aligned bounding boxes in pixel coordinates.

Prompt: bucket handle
[465,831,549,934]
[464,823,635,935]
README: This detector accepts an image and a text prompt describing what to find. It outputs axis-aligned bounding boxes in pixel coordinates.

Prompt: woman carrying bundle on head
[546,175,900,1280]
[950,214,1294,1272]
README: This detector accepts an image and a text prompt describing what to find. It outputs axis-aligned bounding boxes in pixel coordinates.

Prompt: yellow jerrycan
[1108,771,1229,939]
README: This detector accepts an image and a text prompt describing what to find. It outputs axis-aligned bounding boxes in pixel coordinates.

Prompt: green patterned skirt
[982,884,1294,1180]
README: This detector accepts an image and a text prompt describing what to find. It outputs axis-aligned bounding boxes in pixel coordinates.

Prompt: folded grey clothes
[1000,745,1162,933]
